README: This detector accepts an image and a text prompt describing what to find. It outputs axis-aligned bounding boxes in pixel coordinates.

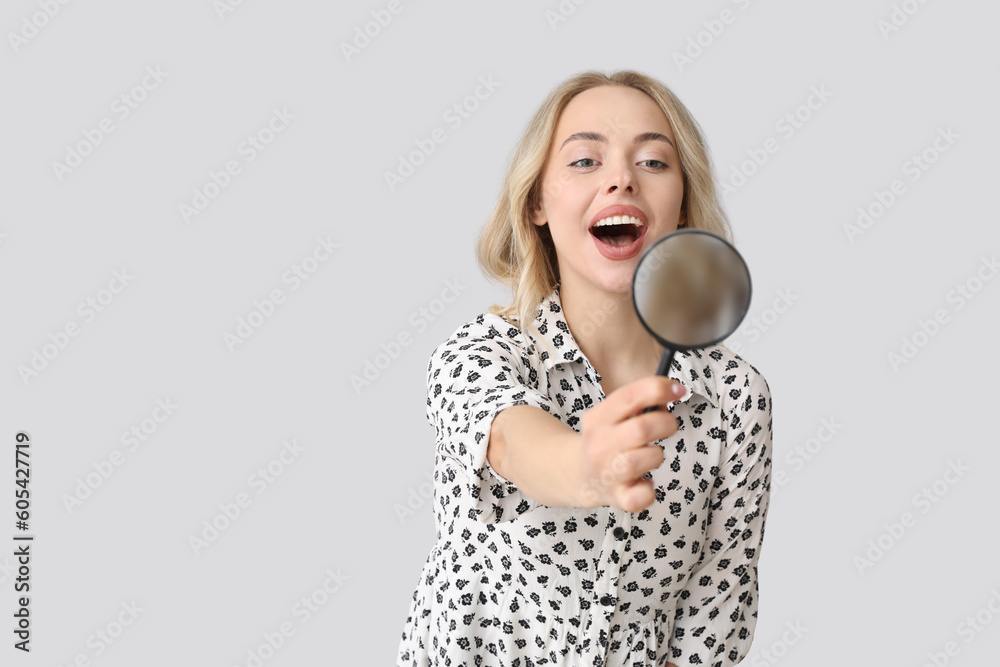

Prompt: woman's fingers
[593,376,686,426]
[576,375,687,512]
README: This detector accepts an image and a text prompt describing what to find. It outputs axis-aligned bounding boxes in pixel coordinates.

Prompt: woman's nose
[605,160,636,194]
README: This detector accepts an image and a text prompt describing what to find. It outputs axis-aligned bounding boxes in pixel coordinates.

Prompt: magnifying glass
[631,229,752,414]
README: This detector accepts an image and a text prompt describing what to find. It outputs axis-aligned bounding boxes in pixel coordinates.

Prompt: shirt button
[613,526,627,540]
[600,594,614,606]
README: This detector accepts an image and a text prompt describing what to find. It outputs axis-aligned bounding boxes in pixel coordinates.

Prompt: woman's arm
[488,404,584,508]
[426,332,565,524]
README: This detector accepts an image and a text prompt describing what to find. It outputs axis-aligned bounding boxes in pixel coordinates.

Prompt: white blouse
[397,284,773,667]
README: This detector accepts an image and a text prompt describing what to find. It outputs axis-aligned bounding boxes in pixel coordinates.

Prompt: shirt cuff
[454,383,556,524]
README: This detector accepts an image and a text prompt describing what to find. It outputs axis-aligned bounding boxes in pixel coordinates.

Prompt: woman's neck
[559,279,664,383]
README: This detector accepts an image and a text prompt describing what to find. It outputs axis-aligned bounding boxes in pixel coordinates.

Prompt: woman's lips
[590,223,647,260]
[590,204,648,227]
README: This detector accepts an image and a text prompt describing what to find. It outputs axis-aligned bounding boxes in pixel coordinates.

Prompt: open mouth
[590,216,645,247]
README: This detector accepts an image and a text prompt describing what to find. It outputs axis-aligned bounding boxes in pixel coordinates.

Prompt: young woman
[397,69,773,667]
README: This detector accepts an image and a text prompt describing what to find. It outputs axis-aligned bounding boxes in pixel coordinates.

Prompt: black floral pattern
[397,285,773,667]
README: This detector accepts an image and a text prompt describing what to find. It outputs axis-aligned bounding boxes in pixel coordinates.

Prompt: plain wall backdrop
[1,0,998,664]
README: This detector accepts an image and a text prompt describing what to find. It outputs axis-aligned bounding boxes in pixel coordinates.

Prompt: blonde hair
[475,69,733,354]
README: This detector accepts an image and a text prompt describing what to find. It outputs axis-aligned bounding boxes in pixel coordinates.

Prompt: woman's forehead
[555,86,674,144]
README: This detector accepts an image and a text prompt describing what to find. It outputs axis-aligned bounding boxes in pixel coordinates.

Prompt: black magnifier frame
[631,228,753,414]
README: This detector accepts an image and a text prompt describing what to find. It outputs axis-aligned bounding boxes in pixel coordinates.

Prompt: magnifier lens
[632,230,751,350]
[631,230,752,413]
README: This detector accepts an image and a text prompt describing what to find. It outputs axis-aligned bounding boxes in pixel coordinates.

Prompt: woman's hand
[574,376,686,513]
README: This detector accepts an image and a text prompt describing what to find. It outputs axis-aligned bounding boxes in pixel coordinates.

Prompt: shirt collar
[527,284,720,409]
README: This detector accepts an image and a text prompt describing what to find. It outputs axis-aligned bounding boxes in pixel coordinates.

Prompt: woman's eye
[569,158,668,169]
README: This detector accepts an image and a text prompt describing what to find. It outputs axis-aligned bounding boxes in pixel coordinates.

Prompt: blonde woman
[397,69,773,667]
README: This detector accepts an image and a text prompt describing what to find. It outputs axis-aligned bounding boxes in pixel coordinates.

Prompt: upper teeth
[593,215,643,228]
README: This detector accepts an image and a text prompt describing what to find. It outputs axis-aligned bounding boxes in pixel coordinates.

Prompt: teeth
[593,215,644,228]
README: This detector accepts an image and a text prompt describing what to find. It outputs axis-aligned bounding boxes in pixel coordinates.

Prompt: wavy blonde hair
[475,69,733,353]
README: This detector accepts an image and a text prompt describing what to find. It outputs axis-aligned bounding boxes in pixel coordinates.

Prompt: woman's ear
[528,198,547,227]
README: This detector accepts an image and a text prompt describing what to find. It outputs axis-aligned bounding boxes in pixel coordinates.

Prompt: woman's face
[531,85,686,295]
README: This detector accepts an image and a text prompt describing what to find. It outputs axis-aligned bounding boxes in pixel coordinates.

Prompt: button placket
[593,561,617,610]
[594,511,628,611]
[612,509,630,542]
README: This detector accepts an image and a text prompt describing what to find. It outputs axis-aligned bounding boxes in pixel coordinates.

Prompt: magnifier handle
[641,347,677,414]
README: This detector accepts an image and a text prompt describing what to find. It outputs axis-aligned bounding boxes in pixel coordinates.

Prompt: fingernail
[673,383,686,397]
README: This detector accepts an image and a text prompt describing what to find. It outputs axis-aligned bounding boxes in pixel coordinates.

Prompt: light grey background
[2,0,998,664]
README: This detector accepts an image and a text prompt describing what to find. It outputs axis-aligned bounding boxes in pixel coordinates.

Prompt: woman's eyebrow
[559,131,674,150]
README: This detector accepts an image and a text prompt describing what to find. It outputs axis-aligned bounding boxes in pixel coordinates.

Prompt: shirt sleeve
[668,365,773,667]
[425,331,557,525]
